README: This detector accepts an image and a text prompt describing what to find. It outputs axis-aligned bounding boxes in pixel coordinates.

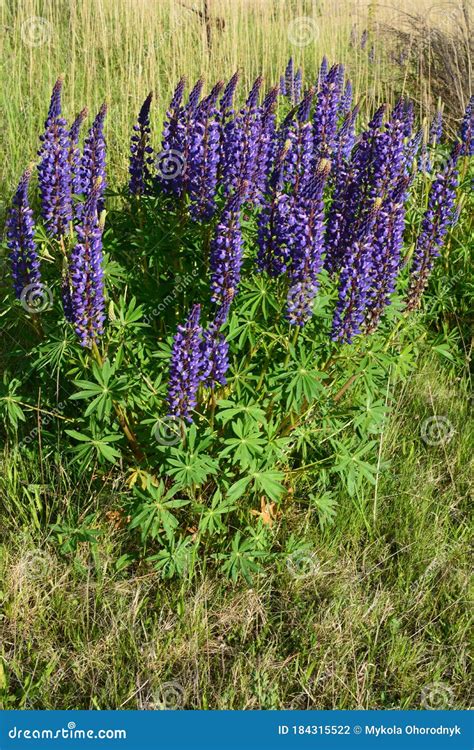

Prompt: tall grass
[1,0,465,201]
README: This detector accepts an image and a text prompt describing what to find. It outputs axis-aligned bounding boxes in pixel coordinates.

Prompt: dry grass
[1,0,468,200]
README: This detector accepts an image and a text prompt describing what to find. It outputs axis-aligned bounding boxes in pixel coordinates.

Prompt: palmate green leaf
[331,439,378,496]
[219,531,267,584]
[280,348,328,411]
[225,313,258,349]
[215,400,267,427]
[148,536,195,579]
[0,375,26,430]
[111,295,148,331]
[193,489,236,536]
[130,479,189,542]
[65,429,122,466]
[224,359,259,400]
[164,426,219,488]
[219,418,266,468]
[227,466,286,503]
[309,491,339,529]
[70,358,129,420]
[353,397,388,434]
[238,275,280,319]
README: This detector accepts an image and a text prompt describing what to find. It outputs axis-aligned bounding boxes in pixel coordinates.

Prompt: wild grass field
[0,0,472,711]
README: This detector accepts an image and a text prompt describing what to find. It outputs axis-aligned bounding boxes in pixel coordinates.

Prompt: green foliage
[0,146,471,584]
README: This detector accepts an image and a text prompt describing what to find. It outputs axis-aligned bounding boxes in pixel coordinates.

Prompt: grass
[0,0,468,200]
[0,353,471,710]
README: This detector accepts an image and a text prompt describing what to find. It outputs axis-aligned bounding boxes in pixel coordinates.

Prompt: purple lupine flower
[157,77,187,195]
[167,303,203,422]
[313,64,344,160]
[318,56,328,89]
[286,89,315,197]
[221,76,263,199]
[406,127,423,169]
[402,99,414,139]
[68,179,105,346]
[280,75,286,97]
[79,103,107,212]
[294,68,303,103]
[6,168,41,299]
[248,85,279,204]
[325,104,386,274]
[406,145,461,311]
[257,139,293,275]
[365,175,412,332]
[336,103,409,332]
[210,188,245,305]
[331,205,380,343]
[459,95,474,156]
[37,77,73,237]
[200,302,230,388]
[333,103,359,173]
[360,30,368,50]
[186,78,204,113]
[220,71,239,115]
[287,160,331,325]
[129,92,154,196]
[285,58,295,101]
[339,79,353,117]
[429,109,443,145]
[188,82,223,220]
[201,327,229,388]
[69,107,88,195]
[368,45,375,63]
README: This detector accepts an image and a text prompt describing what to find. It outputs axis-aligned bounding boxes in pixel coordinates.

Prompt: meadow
[0,0,472,711]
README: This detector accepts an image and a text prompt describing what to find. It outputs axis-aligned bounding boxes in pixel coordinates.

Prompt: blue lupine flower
[406,145,461,311]
[79,103,107,213]
[68,179,105,346]
[6,168,41,299]
[129,92,154,196]
[210,188,246,305]
[37,77,73,237]
[167,304,204,422]
[459,95,473,156]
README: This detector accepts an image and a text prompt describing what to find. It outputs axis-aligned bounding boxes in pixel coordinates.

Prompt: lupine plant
[1,66,471,582]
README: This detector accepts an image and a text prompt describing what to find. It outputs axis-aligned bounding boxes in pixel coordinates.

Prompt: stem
[209,387,216,430]
[91,341,145,462]
[284,325,300,367]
